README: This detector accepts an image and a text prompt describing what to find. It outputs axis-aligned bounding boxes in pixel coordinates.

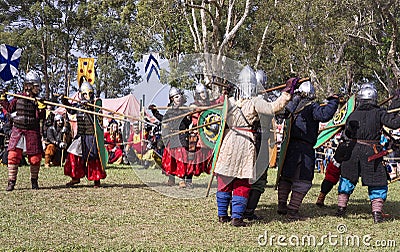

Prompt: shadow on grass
[255,199,400,223]
[39,183,148,190]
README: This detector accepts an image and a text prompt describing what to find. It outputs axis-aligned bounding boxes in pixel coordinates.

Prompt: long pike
[6,92,136,125]
[64,96,156,126]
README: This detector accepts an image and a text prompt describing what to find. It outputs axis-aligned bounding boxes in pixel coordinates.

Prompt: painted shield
[211,97,228,171]
[274,117,292,190]
[94,98,108,170]
[314,95,356,149]
[198,108,223,149]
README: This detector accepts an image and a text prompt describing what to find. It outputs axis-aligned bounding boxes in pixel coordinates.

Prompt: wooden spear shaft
[378,95,395,106]
[63,96,156,126]
[6,92,132,123]
[163,120,221,139]
[162,103,223,124]
[258,77,311,94]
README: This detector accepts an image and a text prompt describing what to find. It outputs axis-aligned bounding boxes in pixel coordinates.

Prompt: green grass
[0,164,399,251]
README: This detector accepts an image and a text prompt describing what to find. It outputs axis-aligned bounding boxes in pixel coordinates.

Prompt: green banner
[314,95,356,149]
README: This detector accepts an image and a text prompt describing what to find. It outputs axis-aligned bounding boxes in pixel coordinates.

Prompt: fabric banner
[314,95,356,149]
[77,58,95,86]
[143,53,160,82]
[0,44,22,82]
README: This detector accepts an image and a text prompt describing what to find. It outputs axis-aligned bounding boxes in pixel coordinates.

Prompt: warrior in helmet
[149,87,195,188]
[276,78,339,221]
[0,70,46,191]
[243,68,277,221]
[214,65,294,227]
[61,81,107,188]
[187,83,226,181]
[44,114,72,167]
[336,83,400,223]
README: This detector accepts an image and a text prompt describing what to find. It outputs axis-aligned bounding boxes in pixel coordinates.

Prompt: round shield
[198,108,222,149]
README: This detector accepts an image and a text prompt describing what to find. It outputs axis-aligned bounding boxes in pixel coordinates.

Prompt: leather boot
[66,178,81,187]
[6,180,16,191]
[336,206,347,217]
[94,180,101,188]
[231,218,249,227]
[277,202,288,215]
[218,216,231,223]
[244,190,263,221]
[316,192,326,207]
[31,178,39,190]
[372,211,384,224]
[287,209,307,221]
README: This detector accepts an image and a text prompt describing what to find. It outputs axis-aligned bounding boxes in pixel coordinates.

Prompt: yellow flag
[77,58,95,86]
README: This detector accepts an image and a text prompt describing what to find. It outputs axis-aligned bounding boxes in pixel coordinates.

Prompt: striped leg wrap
[8,164,19,181]
[30,165,40,179]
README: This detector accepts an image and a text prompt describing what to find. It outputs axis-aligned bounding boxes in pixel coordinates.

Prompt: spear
[151,105,215,110]
[162,120,221,139]
[389,176,400,184]
[5,92,133,124]
[63,96,155,126]
[161,103,223,124]
[378,95,395,106]
[258,77,311,94]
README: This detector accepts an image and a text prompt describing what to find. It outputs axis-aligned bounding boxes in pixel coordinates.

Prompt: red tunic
[104,131,123,163]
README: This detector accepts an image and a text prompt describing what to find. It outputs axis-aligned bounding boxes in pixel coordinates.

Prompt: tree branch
[218,0,251,56]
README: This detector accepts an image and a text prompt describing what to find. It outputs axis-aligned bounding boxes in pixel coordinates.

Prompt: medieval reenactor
[44,114,72,167]
[276,79,339,221]
[336,84,400,223]
[214,65,293,227]
[104,121,124,165]
[188,83,223,181]
[0,70,46,191]
[125,121,156,168]
[243,69,275,221]
[61,81,106,188]
[149,87,194,188]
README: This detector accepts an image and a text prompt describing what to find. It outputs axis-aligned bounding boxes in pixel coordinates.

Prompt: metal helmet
[195,83,209,100]
[25,70,41,85]
[80,81,94,96]
[255,70,267,87]
[360,82,376,90]
[237,65,257,99]
[169,87,182,99]
[296,80,316,99]
[358,84,377,102]
[54,114,64,123]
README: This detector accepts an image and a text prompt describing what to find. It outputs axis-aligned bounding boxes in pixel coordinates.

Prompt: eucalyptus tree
[0,0,92,99]
[346,1,400,96]
[0,0,59,97]
[78,0,140,98]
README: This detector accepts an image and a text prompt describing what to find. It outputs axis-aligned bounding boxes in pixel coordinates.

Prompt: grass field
[0,163,399,251]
